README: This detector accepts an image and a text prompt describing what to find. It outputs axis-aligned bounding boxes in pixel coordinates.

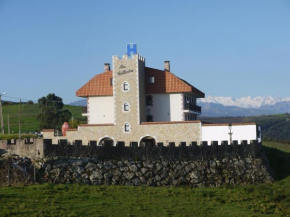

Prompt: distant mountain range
[199,96,290,108]
[70,99,86,106]
[199,96,290,117]
[70,96,290,117]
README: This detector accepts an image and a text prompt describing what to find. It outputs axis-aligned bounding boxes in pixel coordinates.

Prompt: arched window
[124,102,129,111]
[123,82,129,91]
[124,123,130,132]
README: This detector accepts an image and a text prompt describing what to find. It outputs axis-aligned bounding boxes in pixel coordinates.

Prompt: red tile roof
[76,71,113,97]
[76,67,204,98]
[145,67,204,97]
[141,121,201,125]
[202,122,256,126]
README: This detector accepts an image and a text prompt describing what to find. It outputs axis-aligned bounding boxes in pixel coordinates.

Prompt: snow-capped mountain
[199,96,290,108]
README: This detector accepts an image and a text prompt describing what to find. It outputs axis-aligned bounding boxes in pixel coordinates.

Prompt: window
[149,76,155,84]
[124,123,130,132]
[146,95,153,106]
[147,115,153,122]
[124,102,129,111]
[110,78,113,86]
[123,82,129,91]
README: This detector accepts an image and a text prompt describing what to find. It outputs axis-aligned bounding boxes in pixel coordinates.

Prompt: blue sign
[126,43,137,56]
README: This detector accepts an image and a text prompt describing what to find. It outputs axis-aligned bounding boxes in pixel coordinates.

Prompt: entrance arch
[139,136,156,147]
[98,136,115,146]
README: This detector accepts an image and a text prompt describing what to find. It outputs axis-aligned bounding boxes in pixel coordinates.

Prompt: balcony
[184,103,201,113]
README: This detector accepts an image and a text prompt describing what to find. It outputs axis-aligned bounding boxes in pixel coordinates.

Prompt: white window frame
[124,123,130,133]
[149,76,155,84]
[123,102,130,112]
[122,81,130,92]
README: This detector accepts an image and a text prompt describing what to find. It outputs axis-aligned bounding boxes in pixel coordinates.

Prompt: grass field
[0,178,289,217]
[0,142,290,216]
[1,104,86,133]
[263,141,290,153]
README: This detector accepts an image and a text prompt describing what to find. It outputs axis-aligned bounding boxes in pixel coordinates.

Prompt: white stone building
[43,45,261,146]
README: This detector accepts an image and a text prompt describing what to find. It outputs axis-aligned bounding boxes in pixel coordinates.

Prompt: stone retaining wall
[40,156,272,187]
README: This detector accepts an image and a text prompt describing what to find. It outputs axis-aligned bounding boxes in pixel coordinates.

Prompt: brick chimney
[104,63,110,72]
[164,61,170,71]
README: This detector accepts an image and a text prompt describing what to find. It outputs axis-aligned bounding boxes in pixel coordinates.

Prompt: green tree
[37,93,72,130]
[69,119,83,128]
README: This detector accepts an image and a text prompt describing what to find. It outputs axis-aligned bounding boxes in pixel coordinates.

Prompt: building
[43,44,261,146]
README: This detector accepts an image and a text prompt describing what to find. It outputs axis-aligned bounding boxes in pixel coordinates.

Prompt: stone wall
[40,155,272,187]
[0,140,273,187]
[0,139,44,159]
[43,121,202,146]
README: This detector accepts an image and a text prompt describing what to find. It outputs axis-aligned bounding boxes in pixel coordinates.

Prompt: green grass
[0,141,289,216]
[263,141,290,153]
[1,104,86,133]
[0,179,289,217]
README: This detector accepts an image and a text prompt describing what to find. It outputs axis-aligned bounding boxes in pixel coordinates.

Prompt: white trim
[123,122,131,133]
[122,101,130,112]
[122,81,130,92]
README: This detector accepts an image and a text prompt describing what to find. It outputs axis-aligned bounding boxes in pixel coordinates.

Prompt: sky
[0,0,290,104]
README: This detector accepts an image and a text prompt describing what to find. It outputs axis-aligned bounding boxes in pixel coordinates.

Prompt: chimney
[164,61,170,71]
[104,63,110,72]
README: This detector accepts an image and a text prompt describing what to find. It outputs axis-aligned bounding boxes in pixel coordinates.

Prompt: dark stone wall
[40,155,273,187]
[43,139,263,161]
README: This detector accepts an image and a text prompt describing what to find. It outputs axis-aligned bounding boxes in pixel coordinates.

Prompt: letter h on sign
[127,44,137,56]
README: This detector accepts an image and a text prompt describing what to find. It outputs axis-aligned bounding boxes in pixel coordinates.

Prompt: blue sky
[0,0,290,104]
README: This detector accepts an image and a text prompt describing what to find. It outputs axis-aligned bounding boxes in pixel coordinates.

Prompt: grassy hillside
[1,104,86,133]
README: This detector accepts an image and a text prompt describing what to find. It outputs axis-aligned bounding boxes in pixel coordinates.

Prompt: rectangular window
[110,78,113,86]
[123,82,129,90]
[124,103,129,111]
[125,124,130,132]
[149,76,155,84]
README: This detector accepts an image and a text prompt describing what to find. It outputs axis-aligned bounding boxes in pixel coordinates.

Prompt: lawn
[0,178,289,217]
[0,142,290,216]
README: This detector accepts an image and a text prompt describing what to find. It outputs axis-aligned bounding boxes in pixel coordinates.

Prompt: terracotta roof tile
[145,67,204,97]
[141,121,201,125]
[202,122,256,126]
[76,67,205,97]
[76,71,113,97]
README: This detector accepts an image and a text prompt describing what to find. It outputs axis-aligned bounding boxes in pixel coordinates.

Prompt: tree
[69,119,83,128]
[37,93,72,130]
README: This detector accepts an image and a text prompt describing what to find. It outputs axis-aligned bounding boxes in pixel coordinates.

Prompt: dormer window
[123,82,129,91]
[149,76,155,84]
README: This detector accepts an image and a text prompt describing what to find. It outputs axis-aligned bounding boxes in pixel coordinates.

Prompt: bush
[0,134,37,140]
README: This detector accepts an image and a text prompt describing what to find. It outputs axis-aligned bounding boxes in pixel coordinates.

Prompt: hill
[1,103,86,133]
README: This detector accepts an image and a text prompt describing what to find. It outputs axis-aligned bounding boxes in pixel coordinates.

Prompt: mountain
[199,96,290,117]
[199,96,290,108]
[70,99,86,106]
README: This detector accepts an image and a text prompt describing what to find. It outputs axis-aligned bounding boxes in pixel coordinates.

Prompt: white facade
[202,124,260,145]
[146,93,184,122]
[85,96,114,124]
